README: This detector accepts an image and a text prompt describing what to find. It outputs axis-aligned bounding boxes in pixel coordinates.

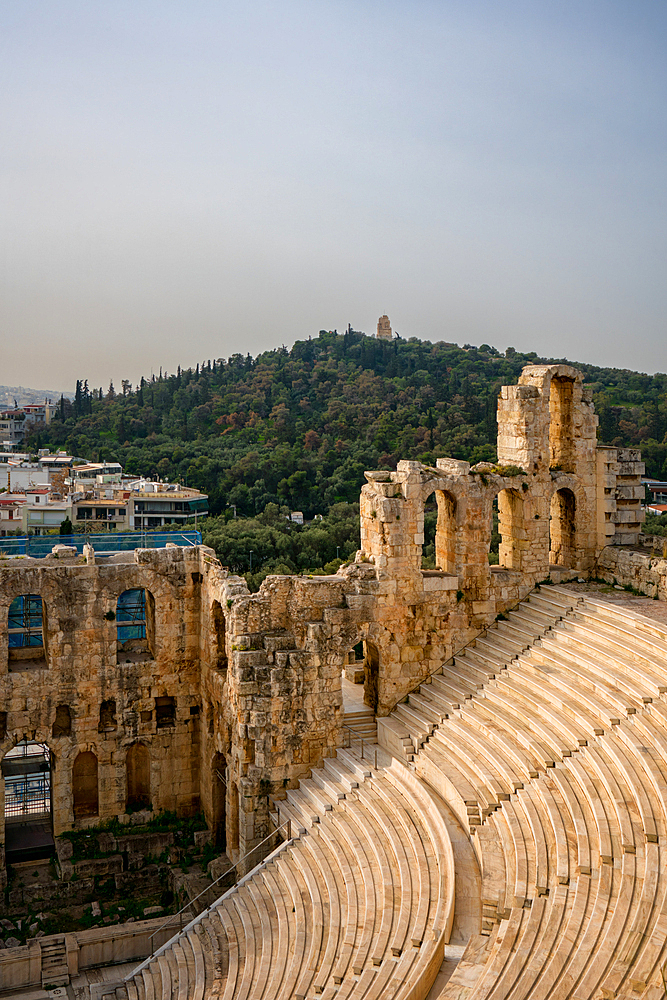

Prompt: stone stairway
[379,585,573,771]
[124,583,667,1000]
[379,584,667,1000]
[40,935,68,988]
[125,745,454,1000]
[343,707,377,743]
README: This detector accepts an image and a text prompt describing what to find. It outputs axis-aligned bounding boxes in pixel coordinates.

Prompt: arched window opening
[126,743,150,812]
[73,751,98,818]
[488,497,500,565]
[8,594,46,670]
[211,601,227,673]
[550,488,576,568]
[2,740,54,861]
[363,640,380,713]
[98,699,117,733]
[52,705,72,737]
[116,588,154,663]
[435,490,457,575]
[422,493,438,569]
[549,376,576,473]
[498,489,524,570]
[212,752,226,850]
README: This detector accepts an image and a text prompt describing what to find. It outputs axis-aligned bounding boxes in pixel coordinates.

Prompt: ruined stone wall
[0,546,206,886]
[0,362,653,872]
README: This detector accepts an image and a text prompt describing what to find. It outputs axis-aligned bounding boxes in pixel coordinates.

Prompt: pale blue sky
[1,1,666,389]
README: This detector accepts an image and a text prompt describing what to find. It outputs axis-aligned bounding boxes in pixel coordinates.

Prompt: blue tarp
[0,530,202,558]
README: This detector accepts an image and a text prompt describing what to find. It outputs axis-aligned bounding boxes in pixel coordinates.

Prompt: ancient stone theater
[3,363,667,999]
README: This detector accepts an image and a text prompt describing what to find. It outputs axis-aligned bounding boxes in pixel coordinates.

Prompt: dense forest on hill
[24,330,667,584]
[28,331,667,525]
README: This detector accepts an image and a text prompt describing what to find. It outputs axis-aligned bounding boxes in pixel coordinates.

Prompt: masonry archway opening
[363,640,380,713]
[2,740,54,862]
[488,497,500,565]
[422,493,437,568]
[550,488,576,568]
[73,750,99,819]
[116,588,154,663]
[211,601,227,673]
[497,488,524,570]
[212,752,227,850]
[436,490,457,574]
[8,594,47,671]
[126,743,150,812]
[549,376,576,473]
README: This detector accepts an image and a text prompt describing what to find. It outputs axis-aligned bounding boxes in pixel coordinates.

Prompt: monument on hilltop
[376,314,392,339]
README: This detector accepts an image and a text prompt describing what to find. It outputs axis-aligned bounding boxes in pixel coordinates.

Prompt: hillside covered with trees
[24,331,667,585]
[29,331,667,523]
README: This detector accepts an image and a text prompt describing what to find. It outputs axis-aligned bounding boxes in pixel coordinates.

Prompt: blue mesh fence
[0,531,202,558]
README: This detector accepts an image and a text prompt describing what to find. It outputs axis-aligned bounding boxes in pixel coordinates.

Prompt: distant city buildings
[0,451,208,536]
[0,402,58,448]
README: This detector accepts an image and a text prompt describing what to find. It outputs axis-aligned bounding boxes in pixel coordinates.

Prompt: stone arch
[7,594,47,670]
[435,490,457,574]
[72,750,98,818]
[363,640,380,713]
[550,487,576,568]
[549,375,576,472]
[126,743,150,811]
[497,488,524,570]
[211,600,227,673]
[212,752,227,849]
[2,738,54,863]
[116,587,155,663]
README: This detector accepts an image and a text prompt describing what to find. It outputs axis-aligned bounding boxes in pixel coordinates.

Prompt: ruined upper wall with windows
[0,363,650,878]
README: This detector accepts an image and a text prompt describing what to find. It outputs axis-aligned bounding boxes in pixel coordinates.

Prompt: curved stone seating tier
[127,585,667,1000]
[378,586,667,1000]
[126,747,454,1000]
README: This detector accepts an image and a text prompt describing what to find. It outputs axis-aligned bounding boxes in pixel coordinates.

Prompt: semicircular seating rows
[127,585,667,1000]
[125,744,456,1000]
[385,584,667,1000]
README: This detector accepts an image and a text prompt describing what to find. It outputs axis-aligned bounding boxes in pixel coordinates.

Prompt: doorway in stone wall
[2,740,54,863]
[363,641,380,713]
[212,752,227,850]
[550,488,576,568]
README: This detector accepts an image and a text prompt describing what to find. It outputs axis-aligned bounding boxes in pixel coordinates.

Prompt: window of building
[52,705,72,737]
[116,588,154,662]
[8,595,47,670]
[155,696,176,728]
[98,699,117,733]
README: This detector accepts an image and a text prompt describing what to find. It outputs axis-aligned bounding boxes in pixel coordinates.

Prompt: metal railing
[341,722,379,771]
[144,820,293,962]
[0,530,202,558]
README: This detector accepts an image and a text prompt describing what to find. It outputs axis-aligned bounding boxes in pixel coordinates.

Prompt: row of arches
[73,743,151,816]
[423,486,577,573]
[1,742,152,821]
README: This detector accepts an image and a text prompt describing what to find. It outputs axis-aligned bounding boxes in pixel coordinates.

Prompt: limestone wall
[0,362,653,872]
[0,546,206,886]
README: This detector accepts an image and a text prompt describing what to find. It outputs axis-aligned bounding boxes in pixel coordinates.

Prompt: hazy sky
[1,1,666,391]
